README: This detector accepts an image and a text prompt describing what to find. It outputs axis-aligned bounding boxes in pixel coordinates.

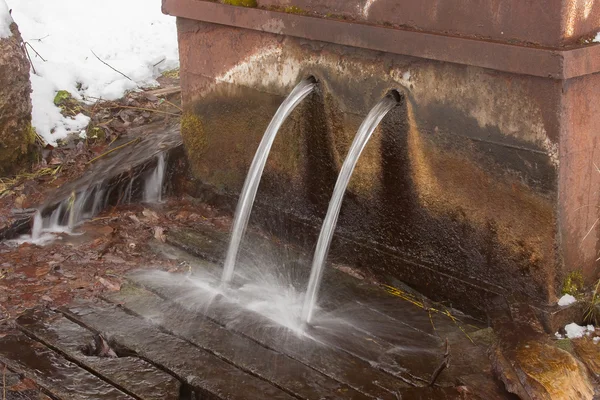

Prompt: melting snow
[558,294,577,306]
[564,323,595,339]
[6,0,179,146]
[0,0,12,38]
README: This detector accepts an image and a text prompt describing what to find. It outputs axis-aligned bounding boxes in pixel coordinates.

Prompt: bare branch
[91,49,133,81]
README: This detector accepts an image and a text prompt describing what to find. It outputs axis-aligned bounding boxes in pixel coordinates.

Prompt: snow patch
[558,294,577,306]
[564,323,596,339]
[0,0,12,38]
[6,0,179,146]
[594,32,600,43]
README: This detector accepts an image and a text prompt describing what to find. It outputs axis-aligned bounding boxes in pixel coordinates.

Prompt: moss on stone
[284,6,307,15]
[221,0,257,7]
[162,68,180,79]
[562,271,584,296]
[181,112,207,176]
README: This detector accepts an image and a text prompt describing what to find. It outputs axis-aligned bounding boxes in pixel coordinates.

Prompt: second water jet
[301,91,401,324]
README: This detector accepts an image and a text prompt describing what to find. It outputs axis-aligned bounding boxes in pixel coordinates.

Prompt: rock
[573,337,600,382]
[492,340,595,399]
[0,15,35,176]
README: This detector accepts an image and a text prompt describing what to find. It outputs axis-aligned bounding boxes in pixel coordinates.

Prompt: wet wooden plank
[15,308,181,400]
[107,285,371,400]
[128,272,410,399]
[61,300,296,400]
[0,331,132,400]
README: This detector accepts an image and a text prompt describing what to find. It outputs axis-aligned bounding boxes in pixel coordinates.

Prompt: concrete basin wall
[259,0,600,47]
[169,1,600,314]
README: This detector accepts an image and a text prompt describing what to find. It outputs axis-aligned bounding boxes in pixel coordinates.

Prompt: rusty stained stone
[256,0,599,48]
[177,21,569,306]
[573,337,600,381]
[558,73,600,285]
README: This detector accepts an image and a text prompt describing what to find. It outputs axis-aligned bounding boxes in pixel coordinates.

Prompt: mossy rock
[0,21,36,176]
[181,112,207,176]
[221,0,257,7]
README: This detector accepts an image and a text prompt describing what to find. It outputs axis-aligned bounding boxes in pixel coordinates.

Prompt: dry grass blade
[86,137,141,165]
[584,279,600,325]
[111,104,180,116]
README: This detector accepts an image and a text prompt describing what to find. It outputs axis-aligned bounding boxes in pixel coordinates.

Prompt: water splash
[301,92,399,324]
[143,153,165,203]
[221,78,316,283]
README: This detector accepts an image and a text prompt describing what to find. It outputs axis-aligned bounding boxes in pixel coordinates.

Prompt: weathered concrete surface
[0,18,35,176]
[16,308,181,400]
[0,331,133,400]
[175,17,569,315]
[61,300,297,400]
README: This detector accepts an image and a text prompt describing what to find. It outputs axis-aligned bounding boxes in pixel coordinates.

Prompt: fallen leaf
[154,226,166,242]
[97,277,120,292]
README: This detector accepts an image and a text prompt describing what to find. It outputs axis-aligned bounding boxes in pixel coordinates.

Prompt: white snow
[6,0,179,146]
[565,323,587,339]
[558,294,577,306]
[564,322,596,339]
[0,0,12,38]
[594,337,600,344]
[594,32,600,43]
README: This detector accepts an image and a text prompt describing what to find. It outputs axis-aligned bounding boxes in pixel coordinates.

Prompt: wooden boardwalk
[0,229,510,400]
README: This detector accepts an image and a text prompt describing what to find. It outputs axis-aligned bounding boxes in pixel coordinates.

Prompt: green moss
[221,0,257,7]
[181,112,207,169]
[53,90,72,106]
[162,67,180,79]
[53,90,83,117]
[562,271,584,296]
[554,338,574,354]
[284,6,307,15]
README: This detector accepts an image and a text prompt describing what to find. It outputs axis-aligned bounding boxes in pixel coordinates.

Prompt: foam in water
[221,78,316,283]
[301,93,399,324]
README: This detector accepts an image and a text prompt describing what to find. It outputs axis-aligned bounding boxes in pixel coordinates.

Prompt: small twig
[109,104,180,116]
[153,57,166,67]
[91,49,133,81]
[429,338,450,387]
[31,34,50,42]
[160,98,183,112]
[86,137,141,164]
[24,42,46,61]
[21,43,37,75]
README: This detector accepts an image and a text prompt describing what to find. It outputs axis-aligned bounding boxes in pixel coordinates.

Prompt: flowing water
[221,78,316,283]
[143,153,165,203]
[13,151,169,246]
[301,93,399,324]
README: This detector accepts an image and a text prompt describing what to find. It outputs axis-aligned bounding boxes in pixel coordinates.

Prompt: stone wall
[174,17,585,314]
